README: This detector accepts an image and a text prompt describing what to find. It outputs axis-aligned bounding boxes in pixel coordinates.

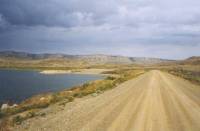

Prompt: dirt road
[15,70,200,131]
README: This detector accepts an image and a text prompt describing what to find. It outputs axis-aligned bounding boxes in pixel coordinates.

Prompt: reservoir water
[0,69,103,105]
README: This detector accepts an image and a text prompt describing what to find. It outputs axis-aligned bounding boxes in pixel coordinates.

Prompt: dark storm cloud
[1,0,199,28]
[0,0,118,27]
[0,0,200,59]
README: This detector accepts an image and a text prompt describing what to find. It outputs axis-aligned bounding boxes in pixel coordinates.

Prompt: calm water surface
[0,69,103,105]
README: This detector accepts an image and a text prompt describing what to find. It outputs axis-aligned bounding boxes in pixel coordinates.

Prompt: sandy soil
[14,70,200,131]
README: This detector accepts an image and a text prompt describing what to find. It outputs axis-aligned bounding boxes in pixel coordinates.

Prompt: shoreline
[0,68,112,106]
[39,69,114,75]
[40,70,72,74]
[0,68,114,75]
[0,68,115,107]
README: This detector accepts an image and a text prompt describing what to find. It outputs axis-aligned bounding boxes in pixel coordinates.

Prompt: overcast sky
[0,0,200,59]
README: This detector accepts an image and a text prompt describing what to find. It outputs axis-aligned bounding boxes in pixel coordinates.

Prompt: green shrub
[13,115,23,125]
[67,96,74,102]
[0,111,5,118]
[106,76,116,80]
[39,112,46,117]
[12,110,36,125]
[73,92,83,98]
[50,93,60,103]
[82,83,90,88]
[98,81,114,91]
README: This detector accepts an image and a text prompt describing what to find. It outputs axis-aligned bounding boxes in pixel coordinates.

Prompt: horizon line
[0,50,195,60]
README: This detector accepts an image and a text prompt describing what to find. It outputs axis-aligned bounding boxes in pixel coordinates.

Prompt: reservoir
[0,69,103,105]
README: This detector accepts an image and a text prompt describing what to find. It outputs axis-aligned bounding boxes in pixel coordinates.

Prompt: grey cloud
[0,0,200,28]
[0,14,8,28]
[0,0,118,27]
[0,0,200,59]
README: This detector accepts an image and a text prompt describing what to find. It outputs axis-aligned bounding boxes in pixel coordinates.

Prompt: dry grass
[153,65,200,85]
[166,68,200,85]
[0,119,11,131]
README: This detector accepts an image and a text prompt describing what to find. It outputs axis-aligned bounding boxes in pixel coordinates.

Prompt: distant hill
[0,51,175,68]
[178,56,200,65]
[0,51,76,60]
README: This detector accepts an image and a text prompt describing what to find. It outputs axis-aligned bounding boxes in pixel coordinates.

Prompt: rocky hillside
[180,56,200,65]
[0,51,173,68]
